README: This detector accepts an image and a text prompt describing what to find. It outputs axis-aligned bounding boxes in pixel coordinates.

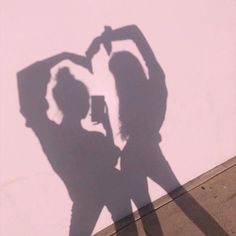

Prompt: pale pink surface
[1,0,236,235]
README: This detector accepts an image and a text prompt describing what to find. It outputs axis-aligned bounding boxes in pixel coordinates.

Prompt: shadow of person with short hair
[17,53,131,236]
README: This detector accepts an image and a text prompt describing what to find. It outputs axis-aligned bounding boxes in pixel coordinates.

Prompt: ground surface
[96,157,236,236]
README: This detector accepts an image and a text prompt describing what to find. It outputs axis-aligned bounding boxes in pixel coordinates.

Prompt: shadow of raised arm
[102,25,165,82]
[17,52,90,128]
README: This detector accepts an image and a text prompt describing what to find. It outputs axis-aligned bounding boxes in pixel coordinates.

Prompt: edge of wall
[95,155,236,236]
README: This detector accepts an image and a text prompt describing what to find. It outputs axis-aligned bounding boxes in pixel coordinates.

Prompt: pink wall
[1,0,236,235]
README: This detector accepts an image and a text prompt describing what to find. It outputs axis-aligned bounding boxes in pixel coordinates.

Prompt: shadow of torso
[38,120,121,204]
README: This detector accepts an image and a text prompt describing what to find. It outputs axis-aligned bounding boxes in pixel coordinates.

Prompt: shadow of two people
[17,25,228,236]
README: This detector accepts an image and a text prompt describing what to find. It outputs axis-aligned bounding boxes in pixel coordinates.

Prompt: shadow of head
[109,51,146,91]
[53,67,89,121]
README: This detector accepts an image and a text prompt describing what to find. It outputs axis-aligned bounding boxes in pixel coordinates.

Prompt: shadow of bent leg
[134,192,164,236]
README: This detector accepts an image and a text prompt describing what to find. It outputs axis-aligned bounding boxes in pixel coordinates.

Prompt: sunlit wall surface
[1,0,236,235]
